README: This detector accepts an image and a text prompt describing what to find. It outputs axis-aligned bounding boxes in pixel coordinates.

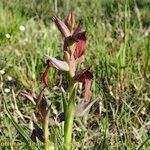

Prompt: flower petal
[41,65,50,86]
[76,69,93,101]
[52,16,71,37]
[46,56,69,71]
[42,56,69,86]
[63,31,86,58]
[73,31,86,59]
[83,79,92,102]
[21,91,37,105]
[76,68,93,82]
[73,23,81,34]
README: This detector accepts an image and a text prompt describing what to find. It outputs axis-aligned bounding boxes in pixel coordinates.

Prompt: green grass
[0,0,150,149]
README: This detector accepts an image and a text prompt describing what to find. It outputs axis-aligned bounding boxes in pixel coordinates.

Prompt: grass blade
[4,102,36,150]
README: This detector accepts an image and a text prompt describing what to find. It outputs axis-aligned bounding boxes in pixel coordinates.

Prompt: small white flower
[0,69,5,75]
[0,113,3,117]
[120,133,123,136]
[19,25,25,32]
[5,34,11,39]
[7,76,12,81]
[4,88,10,93]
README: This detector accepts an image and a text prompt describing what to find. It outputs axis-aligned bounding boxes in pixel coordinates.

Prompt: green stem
[64,99,75,150]
[63,69,76,150]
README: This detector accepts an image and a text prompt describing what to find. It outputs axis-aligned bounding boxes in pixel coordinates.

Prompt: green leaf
[4,102,36,150]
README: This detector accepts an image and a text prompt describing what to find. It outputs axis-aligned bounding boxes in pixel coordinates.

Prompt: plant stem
[64,71,75,149]
[64,98,75,150]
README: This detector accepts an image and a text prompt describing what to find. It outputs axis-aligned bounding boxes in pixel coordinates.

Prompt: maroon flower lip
[75,69,93,102]
[73,31,86,59]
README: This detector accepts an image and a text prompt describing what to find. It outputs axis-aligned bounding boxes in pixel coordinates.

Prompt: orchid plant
[22,12,96,150]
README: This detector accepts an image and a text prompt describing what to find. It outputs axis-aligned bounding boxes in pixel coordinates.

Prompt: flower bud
[65,12,75,32]
[52,16,71,37]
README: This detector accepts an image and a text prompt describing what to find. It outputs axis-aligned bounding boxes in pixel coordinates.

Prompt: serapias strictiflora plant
[22,12,97,150]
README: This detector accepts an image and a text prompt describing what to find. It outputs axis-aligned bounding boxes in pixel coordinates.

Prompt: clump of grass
[0,0,150,150]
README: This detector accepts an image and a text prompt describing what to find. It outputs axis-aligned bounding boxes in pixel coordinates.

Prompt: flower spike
[21,12,93,150]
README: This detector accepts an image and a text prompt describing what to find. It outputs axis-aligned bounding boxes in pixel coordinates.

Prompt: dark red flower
[73,31,86,59]
[63,31,86,59]
[76,69,93,101]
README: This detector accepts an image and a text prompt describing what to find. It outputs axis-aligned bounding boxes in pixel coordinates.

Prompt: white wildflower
[5,34,10,39]
[4,88,10,93]
[0,69,5,75]
[7,76,12,81]
[120,133,123,136]
[19,25,25,32]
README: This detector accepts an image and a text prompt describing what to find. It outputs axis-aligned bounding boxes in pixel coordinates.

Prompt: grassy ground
[0,0,150,149]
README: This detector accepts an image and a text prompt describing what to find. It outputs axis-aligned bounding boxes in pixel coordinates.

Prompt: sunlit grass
[0,0,150,149]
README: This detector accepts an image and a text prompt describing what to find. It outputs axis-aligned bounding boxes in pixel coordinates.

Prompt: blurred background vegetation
[0,0,150,149]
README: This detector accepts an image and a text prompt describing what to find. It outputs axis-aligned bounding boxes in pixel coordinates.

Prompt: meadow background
[0,0,150,149]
